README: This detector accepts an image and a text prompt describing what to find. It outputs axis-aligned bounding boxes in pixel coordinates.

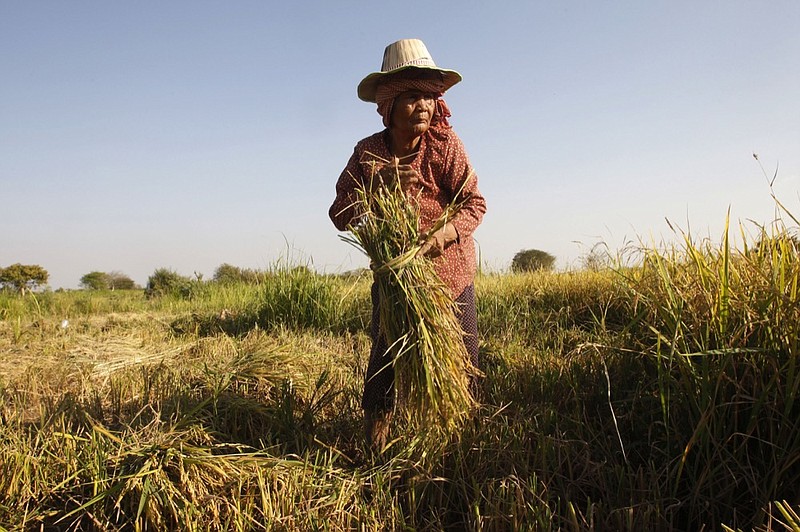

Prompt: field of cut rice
[1,220,800,530]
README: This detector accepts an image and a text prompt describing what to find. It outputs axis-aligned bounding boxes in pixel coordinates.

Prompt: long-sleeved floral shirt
[329,126,486,298]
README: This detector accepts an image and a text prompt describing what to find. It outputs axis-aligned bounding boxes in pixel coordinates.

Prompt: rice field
[1,220,800,530]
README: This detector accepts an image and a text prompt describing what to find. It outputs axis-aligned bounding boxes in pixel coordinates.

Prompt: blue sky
[2,2,799,289]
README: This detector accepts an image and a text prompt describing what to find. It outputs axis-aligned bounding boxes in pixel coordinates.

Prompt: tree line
[1,250,563,296]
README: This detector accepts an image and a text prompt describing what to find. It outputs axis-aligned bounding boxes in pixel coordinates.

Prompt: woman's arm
[329,148,366,231]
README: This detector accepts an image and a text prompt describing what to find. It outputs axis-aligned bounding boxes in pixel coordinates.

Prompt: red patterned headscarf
[375,78,452,129]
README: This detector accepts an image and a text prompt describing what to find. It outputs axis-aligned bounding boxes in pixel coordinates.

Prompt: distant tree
[213,263,260,284]
[753,233,800,254]
[511,249,556,273]
[80,271,111,290]
[337,267,370,279]
[108,271,137,290]
[581,243,612,272]
[0,263,49,294]
[145,268,192,298]
[291,265,314,277]
[214,263,242,284]
[80,270,137,290]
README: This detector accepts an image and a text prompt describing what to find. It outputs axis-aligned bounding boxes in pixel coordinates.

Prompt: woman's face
[390,90,436,138]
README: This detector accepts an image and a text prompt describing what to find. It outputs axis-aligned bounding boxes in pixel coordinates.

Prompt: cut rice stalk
[339,152,480,430]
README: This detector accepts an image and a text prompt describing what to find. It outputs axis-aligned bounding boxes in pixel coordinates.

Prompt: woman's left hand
[417,222,458,258]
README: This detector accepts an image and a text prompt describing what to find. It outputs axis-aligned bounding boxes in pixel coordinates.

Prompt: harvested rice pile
[341,154,479,430]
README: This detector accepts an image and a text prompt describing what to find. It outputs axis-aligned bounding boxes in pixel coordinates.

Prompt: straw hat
[357,39,462,102]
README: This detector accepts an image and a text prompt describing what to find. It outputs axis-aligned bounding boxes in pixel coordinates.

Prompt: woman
[329,39,486,450]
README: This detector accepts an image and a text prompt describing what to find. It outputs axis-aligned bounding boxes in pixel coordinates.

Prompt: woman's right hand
[377,157,420,192]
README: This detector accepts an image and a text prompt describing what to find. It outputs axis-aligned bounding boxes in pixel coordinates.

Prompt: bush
[145,268,194,299]
[213,263,261,284]
[511,249,556,273]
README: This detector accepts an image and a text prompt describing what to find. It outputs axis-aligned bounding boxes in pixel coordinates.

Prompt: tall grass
[620,213,800,527]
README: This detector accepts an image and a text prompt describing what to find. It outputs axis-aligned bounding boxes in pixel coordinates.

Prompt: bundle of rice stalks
[340,153,479,431]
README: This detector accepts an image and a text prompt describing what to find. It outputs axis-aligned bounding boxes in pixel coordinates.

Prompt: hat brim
[357,66,462,103]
